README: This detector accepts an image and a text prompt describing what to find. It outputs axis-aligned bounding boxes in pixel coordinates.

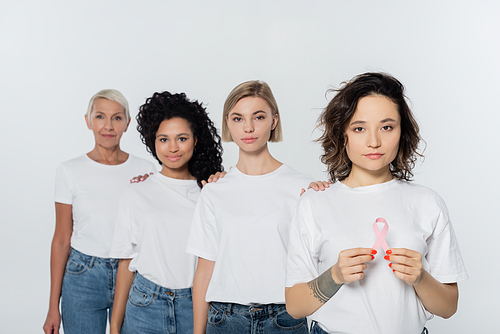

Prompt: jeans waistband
[69,247,119,266]
[211,301,285,317]
[134,272,192,298]
[310,321,428,334]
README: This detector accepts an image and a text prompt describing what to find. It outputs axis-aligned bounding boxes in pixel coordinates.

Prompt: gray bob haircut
[86,89,130,122]
[222,80,282,142]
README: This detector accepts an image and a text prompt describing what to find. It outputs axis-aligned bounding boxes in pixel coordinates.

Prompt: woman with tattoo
[285,73,468,334]
[186,80,313,334]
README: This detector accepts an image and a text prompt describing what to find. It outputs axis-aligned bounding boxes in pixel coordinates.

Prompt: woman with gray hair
[43,89,156,334]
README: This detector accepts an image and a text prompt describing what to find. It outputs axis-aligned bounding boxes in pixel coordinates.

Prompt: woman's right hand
[42,308,61,334]
[331,248,375,284]
[130,172,153,183]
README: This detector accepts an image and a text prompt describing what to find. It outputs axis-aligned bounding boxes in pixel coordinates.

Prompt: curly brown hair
[317,72,423,182]
[136,91,223,188]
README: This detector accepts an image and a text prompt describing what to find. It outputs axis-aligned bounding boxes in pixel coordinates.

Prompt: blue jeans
[61,248,119,334]
[122,273,193,334]
[310,322,429,333]
[206,302,307,334]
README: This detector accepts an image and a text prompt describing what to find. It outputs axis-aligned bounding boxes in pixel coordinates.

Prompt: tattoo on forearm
[307,268,343,304]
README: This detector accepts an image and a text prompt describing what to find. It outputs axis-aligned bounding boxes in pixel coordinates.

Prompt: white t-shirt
[286,180,468,334]
[54,154,156,258]
[186,164,313,305]
[109,173,200,289]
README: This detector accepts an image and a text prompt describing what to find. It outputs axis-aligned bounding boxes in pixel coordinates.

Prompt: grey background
[0,1,497,332]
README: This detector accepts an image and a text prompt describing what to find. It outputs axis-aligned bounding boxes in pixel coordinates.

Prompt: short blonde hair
[222,80,282,142]
[86,89,130,122]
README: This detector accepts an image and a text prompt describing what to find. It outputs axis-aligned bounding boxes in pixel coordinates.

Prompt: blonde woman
[187,80,312,334]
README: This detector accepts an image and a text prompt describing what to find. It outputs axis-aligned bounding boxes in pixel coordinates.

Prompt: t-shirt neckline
[84,153,131,168]
[154,172,198,186]
[337,178,398,193]
[233,164,286,178]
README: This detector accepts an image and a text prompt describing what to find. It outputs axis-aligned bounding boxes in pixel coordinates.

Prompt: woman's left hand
[384,248,423,285]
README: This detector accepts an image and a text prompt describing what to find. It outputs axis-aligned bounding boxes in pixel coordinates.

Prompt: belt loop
[155,284,161,299]
[226,303,233,316]
[310,320,317,332]
[268,304,274,318]
[89,256,95,268]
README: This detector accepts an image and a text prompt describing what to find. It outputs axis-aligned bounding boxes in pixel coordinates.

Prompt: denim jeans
[121,273,193,334]
[206,302,307,334]
[61,248,119,334]
[310,321,429,333]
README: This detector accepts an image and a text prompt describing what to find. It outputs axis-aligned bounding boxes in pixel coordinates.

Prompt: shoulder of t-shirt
[127,154,157,171]
[198,167,236,192]
[119,177,155,204]
[58,154,87,169]
[398,181,445,201]
[279,164,314,182]
[296,182,338,208]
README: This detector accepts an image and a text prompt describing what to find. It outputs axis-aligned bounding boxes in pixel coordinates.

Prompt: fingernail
[371,249,377,255]
[393,269,395,273]
[371,255,374,260]
[388,263,392,268]
[386,250,392,255]
[384,255,390,260]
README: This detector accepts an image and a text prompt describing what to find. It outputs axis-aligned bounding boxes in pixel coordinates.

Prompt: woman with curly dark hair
[109,91,223,334]
[285,73,467,334]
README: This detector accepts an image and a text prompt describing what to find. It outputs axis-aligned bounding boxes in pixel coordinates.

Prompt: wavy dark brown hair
[317,72,423,182]
[136,91,223,188]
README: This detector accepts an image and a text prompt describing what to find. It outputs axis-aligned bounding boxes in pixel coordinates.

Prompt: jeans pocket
[273,309,306,330]
[207,304,227,327]
[128,286,154,307]
[65,257,88,275]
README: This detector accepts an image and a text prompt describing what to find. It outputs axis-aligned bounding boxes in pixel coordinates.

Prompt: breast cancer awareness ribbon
[372,217,390,253]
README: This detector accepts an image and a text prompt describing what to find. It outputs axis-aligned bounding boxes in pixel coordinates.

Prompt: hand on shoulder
[130,172,153,183]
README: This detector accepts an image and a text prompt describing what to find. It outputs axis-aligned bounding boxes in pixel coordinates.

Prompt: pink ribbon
[372,217,390,253]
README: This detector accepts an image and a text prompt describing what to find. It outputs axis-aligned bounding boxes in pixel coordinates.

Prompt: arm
[110,259,134,334]
[385,248,459,318]
[285,248,374,319]
[192,257,215,334]
[43,203,73,334]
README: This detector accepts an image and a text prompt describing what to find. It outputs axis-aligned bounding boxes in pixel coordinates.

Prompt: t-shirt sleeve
[185,188,218,261]
[426,199,468,283]
[146,161,157,174]
[286,196,320,287]
[109,190,137,259]
[54,164,74,204]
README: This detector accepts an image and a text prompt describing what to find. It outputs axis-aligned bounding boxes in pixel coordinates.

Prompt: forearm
[192,281,210,334]
[192,258,215,334]
[48,237,71,310]
[285,267,343,319]
[110,259,134,333]
[413,270,458,318]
